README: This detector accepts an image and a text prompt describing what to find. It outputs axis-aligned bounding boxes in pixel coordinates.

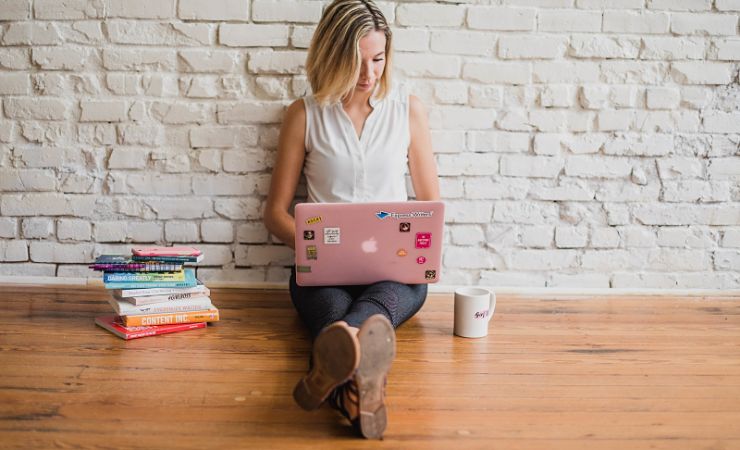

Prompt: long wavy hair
[306,0,393,105]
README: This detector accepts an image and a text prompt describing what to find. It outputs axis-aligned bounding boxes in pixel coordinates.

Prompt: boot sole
[293,323,360,411]
[355,315,396,439]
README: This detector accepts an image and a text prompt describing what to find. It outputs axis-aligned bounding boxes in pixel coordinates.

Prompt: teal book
[104,268,197,290]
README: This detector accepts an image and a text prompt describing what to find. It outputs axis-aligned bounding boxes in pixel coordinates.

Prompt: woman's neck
[342,89,373,110]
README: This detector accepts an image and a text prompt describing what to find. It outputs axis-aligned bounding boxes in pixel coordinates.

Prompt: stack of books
[91,246,219,340]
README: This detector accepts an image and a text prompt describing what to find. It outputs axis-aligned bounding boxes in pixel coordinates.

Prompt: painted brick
[672,62,734,84]
[57,219,92,241]
[4,98,67,120]
[671,13,738,35]
[570,35,641,59]
[0,240,29,262]
[179,0,248,20]
[467,7,536,31]
[0,0,30,20]
[252,0,321,23]
[396,53,460,79]
[106,0,175,18]
[33,0,104,19]
[431,31,494,56]
[640,37,705,60]
[603,11,670,34]
[2,23,63,45]
[499,35,567,59]
[707,158,740,180]
[500,155,564,178]
[397,3,465,27]
[219,24,290,47]
[538,10,602,32]
[463,62,531,84]
[716,0,740,10]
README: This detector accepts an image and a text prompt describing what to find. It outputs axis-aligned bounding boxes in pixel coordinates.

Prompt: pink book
[94,315,206,340]
[131,246,202,257]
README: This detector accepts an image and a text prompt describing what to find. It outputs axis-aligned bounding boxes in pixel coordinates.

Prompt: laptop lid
[294,201,445,286]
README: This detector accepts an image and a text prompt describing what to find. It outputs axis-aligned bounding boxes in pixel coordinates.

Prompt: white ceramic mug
[454,287,496,338]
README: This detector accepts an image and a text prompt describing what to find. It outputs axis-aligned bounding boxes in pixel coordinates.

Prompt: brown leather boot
[293,321,360,411]
[355,314,396,439]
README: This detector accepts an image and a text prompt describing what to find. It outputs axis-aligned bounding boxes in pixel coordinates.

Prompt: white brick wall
[0,1,738,289]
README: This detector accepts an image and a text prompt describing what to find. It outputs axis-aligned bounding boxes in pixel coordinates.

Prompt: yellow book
[122,308,219,327]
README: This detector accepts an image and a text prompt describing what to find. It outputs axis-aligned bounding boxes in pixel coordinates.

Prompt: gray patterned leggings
[289,267,428,338]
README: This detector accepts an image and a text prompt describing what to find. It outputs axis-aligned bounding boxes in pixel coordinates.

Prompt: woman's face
[355,30,386,94]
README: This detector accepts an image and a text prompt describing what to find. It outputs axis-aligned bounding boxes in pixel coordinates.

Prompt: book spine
[114,286,206,298]
[103,271,185,283]
[126,291,210,306]
[132,256,200,263]
[119,298,213,316]
[104,280,197,289]
[91,264,181,272]
[126,322,207,339]
[123,309,219,327]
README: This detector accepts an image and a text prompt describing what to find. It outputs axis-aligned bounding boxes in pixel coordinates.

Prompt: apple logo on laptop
[361,237,378,253]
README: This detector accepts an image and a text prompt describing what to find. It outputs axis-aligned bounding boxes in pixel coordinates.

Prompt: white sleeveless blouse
[302,86,410,203]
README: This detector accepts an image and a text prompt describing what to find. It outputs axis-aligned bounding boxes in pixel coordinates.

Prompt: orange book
[123,308,219,327]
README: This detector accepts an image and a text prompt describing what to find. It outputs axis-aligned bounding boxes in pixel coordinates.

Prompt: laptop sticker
[306,245,317,260]
[417,256,426,264]
[324,227,340,244]
[400,222,411,232]
[304,230,315,240]
[425,270,436,280]
[415,232,431,249]
[297,265,311,273]
[306,216,322,225]
[397,249,407,257]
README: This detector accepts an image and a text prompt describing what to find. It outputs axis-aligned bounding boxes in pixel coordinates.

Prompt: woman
[263,0,440,439]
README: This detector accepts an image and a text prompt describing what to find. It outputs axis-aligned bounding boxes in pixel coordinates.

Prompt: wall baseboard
[1,275,738,297]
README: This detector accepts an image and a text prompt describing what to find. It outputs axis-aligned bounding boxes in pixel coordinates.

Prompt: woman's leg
[341,281,428,329]
[289,268,356,338]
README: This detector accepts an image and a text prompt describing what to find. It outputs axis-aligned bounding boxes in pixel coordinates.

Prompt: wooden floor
[1,286,739,449]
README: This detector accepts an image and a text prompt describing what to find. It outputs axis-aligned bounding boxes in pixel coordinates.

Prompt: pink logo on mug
[416,256,426,264]
[474,309,489,319]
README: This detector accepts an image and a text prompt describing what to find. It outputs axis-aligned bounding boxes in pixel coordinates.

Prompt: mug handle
[486,290,496,323]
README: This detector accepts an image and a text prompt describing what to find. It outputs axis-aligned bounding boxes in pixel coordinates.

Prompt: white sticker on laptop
[324,227,341,244]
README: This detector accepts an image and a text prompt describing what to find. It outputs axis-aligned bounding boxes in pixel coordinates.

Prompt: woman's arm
[263,99,307,250]
[408,95,440,201]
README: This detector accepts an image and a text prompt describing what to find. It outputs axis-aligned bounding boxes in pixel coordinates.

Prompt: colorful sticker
[397,249,407,257]
[425,270,436,280]
[306,245,317,260]
[306,216,322,225]
[415,232,431,249]
[399,222,411,232]
[304,230,315,240]
[417,256,426,264]
[324,227,340,245]
[297,265,311,273]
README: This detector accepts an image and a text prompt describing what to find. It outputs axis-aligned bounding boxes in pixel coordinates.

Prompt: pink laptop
[294,201,445,286]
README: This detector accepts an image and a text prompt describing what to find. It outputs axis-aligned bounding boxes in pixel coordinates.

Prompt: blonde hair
[306,0,393,105]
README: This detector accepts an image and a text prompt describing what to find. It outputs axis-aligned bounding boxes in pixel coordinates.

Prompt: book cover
[123,288,212,306]
[106,295,214,316]
[95,315,206,340]
[103,268,197,290]
[131,254,204,263]
[112,284,208,299]
[122,308,220,327]
[103,270,185,283]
